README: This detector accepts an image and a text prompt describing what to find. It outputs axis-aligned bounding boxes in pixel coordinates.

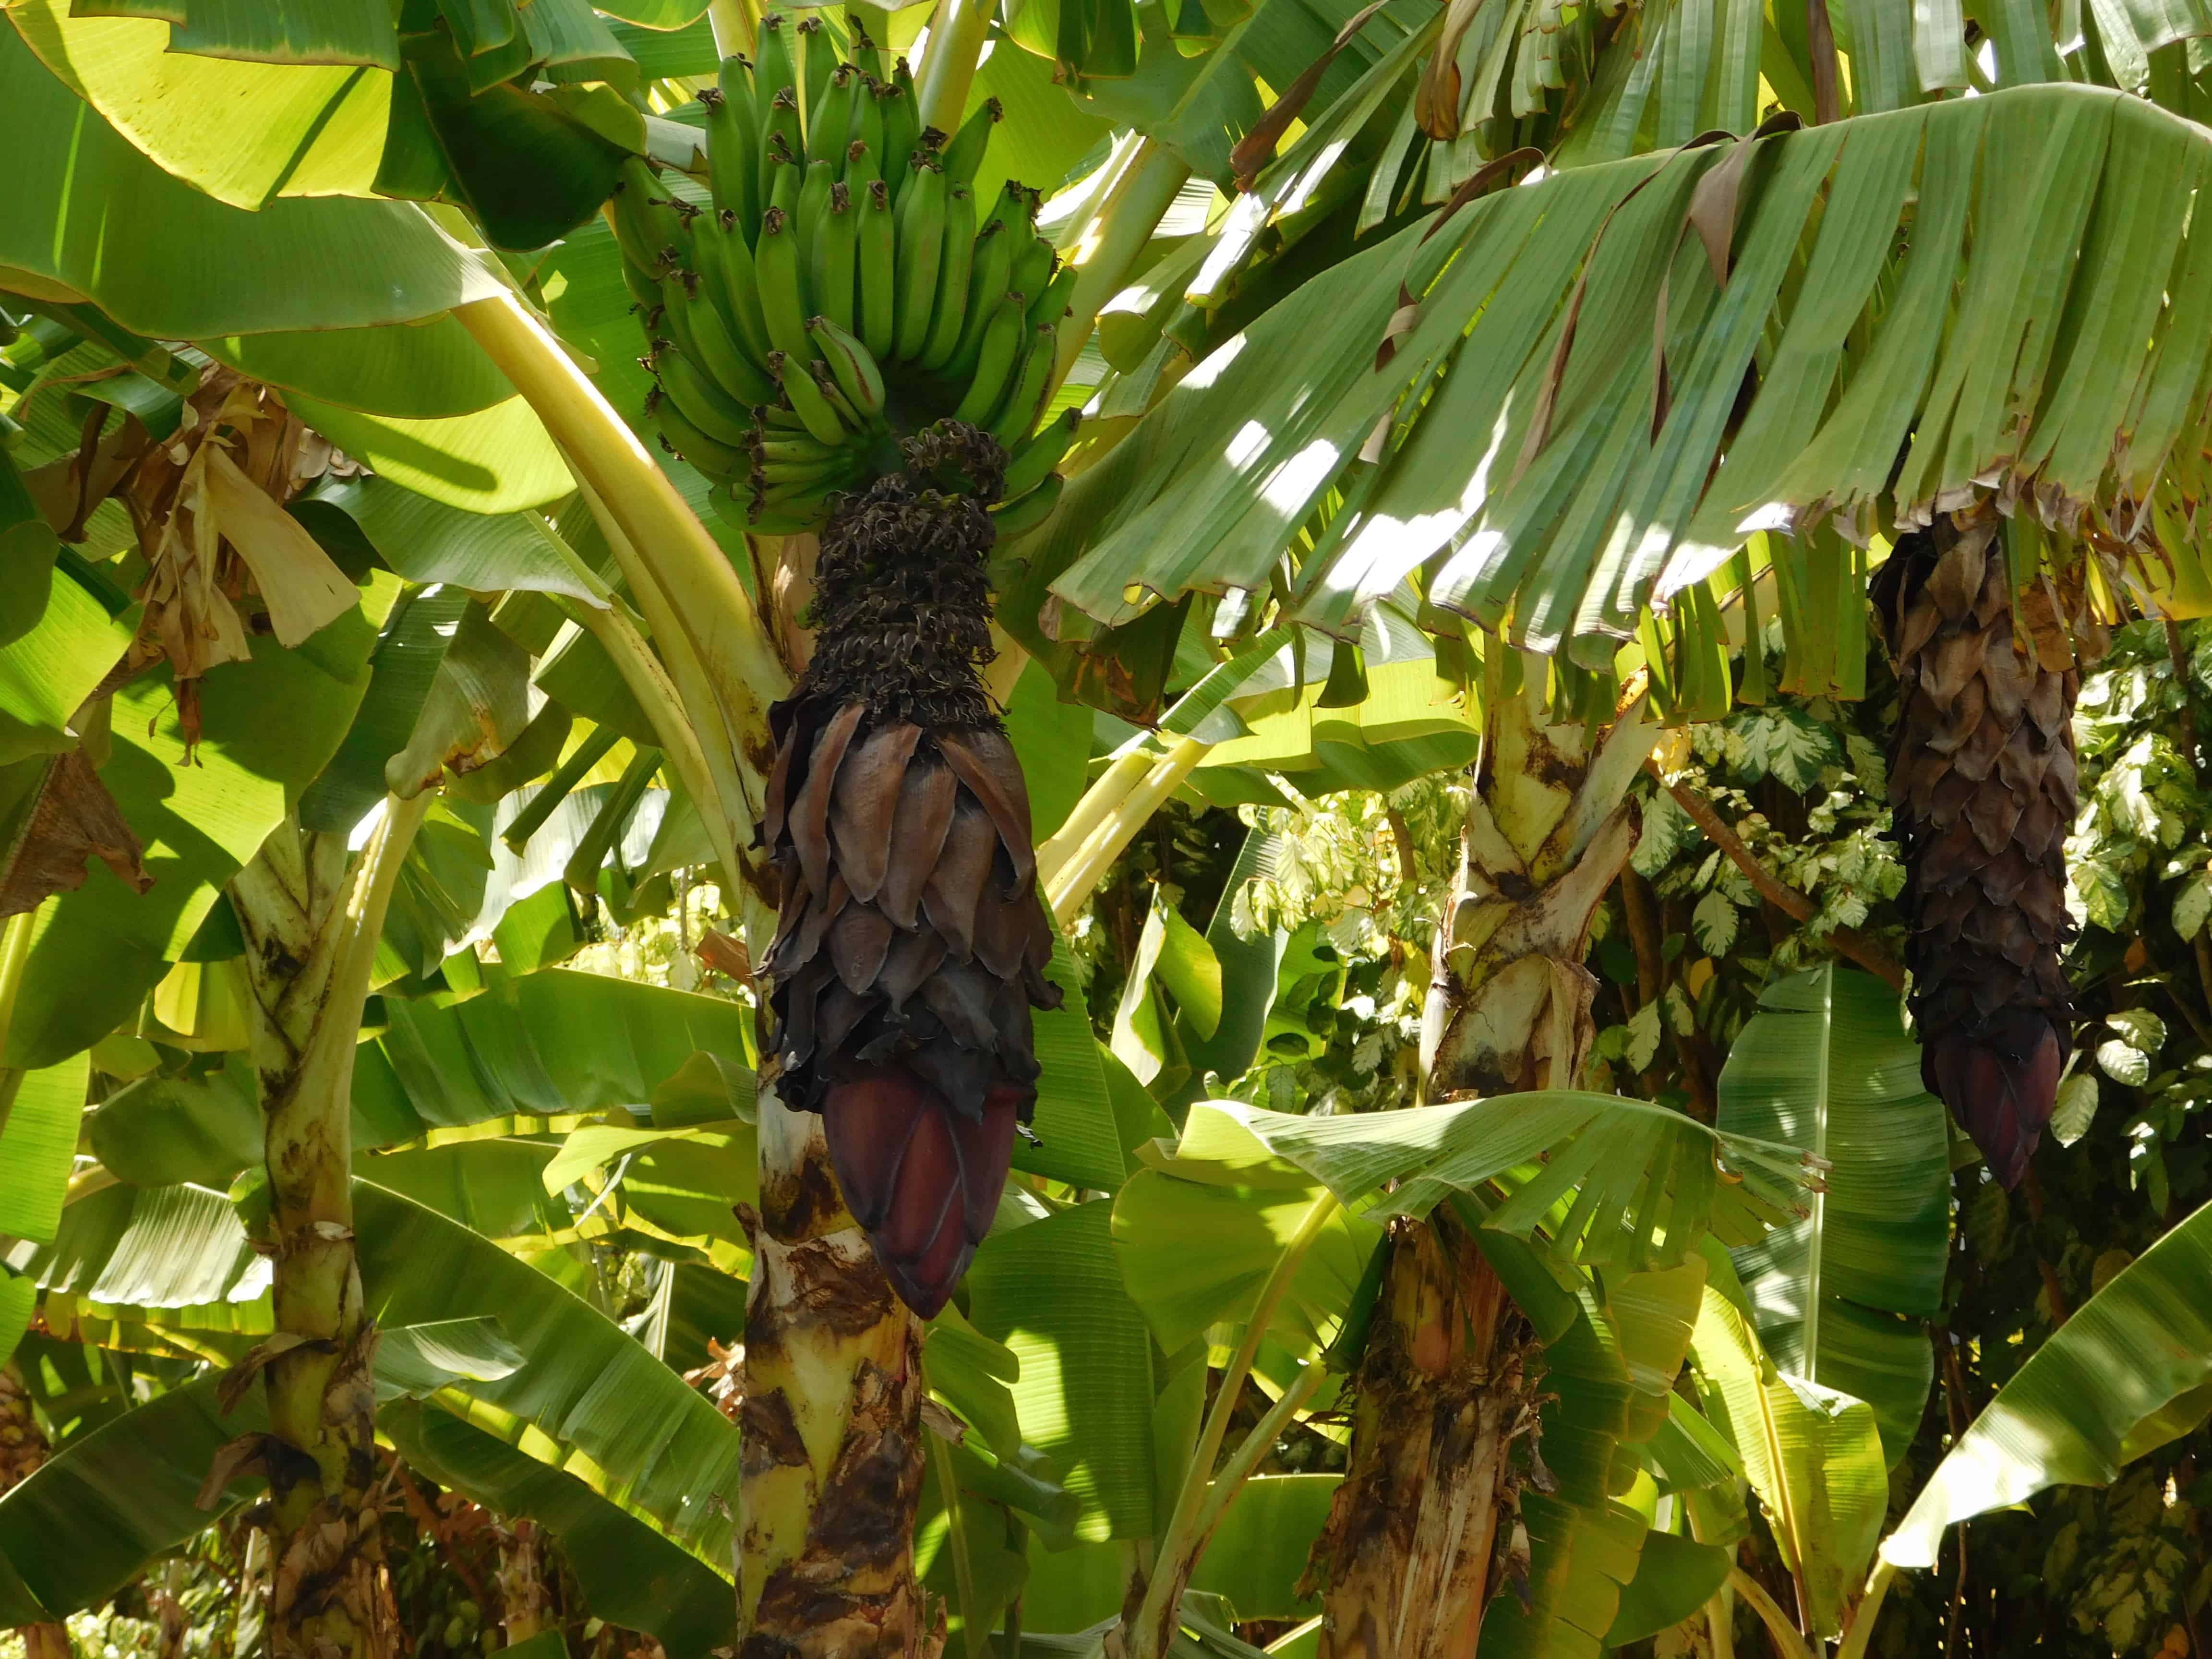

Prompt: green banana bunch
[612,14,1079,532]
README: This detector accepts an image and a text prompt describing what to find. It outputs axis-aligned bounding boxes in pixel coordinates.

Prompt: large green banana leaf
[1719,965,1949,1459]
[1155,1092,1817,1264]
[0,1374,257,1624]
[353,1180,742,1566]
[967,1199,1162,1542]
[0,27,498,337]
[1884,1192,2212,1569]
[350,967,752,1146]
[1039,87,2212,664]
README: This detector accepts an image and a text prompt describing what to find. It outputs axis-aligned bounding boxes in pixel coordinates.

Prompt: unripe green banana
[649,281,701,365]
[843,137,878,193]
[989,322,1057,445]
[947,219,1010,381]
[892,158,946,362]
[755,206,817,363]
[796,16,833,133]
[758,447,852,487]
[709,208,777,365]
[919,186,976,372]
[702,76,760,233]
[951,292,1025,424]
[663,270,775,404]
[1002,407,1080,497]
[795,156,833,264]
[977,179,1033,243]
[854,76,887,168]
[1026,263,1077,334]
[807,315,887,416]
[857,178,896,362]
[806,358,865,429]
[809,63,854,167]
[753,14,794,114]
[758,404,813,434]
[655,340,757,445]
[650,387,751,478]
[755,433,843,465]
[610,158,688,272]
[847,13,885,80]
[879,70,919,203]
[620,255,661,310]
[991,469,1063,535]
[940,97,1001,189]
[1010,236,1056,311]
[762,87,804,210]
[811,182,858,336]
[769,349,850,445]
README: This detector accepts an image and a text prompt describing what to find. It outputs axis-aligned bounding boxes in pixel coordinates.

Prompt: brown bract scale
[1875,514,2079,1188]
[758,422,1061,1317]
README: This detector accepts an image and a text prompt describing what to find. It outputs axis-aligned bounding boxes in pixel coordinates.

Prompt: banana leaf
[1719,965,1948,1460]
[0,26,499,337]
[353,1179,743,1567]
[1689,1286,1886,1638]
[386,1398,738,1657]
[1884,1192,2212,1569]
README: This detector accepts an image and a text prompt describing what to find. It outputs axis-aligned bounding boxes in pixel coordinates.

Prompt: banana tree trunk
[737,1110,936,1658]
[1308,662,1650,1659]
[227,799,427,1659]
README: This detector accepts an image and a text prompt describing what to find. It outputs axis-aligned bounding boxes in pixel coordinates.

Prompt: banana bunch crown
[610,13,1082,534]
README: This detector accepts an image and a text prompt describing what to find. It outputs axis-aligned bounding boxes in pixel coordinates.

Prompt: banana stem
[1707,1587,1736,1659]
[1124,1190,1340,1659]
[1727,1567,1815,1659]
[928,1431,986,1659]
[1036,748,1157,887]
[1834,1561,1898,1659]
[340,794,434,1004]
[1052,142,1192,395]
[983,622,1029,710]
[916,0,993,134]
[456,293,787,759]
[571,475,767,854]
[0,906,38,1067]
[1046,736,1209,927]
[1189,1359,1326,1542]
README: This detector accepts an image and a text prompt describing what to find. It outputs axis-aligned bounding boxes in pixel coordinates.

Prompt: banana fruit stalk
[614,15,1078,531]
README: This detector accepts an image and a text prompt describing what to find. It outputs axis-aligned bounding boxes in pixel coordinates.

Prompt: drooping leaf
[354,1179,743,1567]
[1883,1192,2212,1569]
[385,1398,738,1657]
